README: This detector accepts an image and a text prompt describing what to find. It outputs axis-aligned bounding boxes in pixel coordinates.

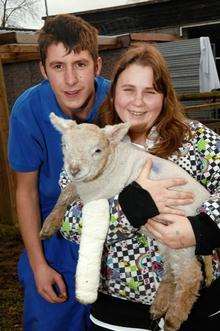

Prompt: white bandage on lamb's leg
[75,199,110,304]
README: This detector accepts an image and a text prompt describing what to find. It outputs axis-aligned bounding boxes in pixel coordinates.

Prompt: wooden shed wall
[76,0,220,35]
[3,61,42,109]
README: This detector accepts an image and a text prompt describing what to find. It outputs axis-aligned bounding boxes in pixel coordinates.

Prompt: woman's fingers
[146,221,164,241]
[136,159,152,185]
[146,215,196,248]
[165,190,194,199]
[160,206,185,216]
[163,178,187,189]
[166,197,194,206]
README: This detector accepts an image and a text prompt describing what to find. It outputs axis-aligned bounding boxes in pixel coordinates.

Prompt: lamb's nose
[70,165,80,176]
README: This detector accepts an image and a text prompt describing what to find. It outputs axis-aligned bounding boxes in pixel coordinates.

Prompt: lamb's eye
[95,149,102,154]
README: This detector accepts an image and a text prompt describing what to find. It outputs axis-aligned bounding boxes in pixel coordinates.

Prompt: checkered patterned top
[59,120,220,305]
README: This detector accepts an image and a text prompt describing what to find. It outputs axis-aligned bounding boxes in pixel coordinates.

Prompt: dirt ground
[0,224,23,330]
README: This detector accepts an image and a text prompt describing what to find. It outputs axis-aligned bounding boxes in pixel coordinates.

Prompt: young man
[8,14,110,331]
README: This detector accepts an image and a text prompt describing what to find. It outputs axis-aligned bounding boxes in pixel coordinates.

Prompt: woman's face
[114,63,164,137]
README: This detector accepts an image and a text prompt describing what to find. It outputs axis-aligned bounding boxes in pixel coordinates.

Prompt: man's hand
[33,263,67,303]
[145,214,196,249]
[136,159,194,216]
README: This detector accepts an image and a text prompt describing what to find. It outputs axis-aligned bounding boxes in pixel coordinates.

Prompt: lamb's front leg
[164,252,202,331]
[76,199,110,304]
[40,182,78,239]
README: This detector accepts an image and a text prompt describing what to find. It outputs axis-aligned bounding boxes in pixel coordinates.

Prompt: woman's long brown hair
[97,43,192,158]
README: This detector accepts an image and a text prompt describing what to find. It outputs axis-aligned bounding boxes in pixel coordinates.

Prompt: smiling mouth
[129,111,147,116]
[64,90,81,97]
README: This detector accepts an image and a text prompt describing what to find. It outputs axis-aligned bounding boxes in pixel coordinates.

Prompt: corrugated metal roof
[157,38,220,119]
[157,38,201,94]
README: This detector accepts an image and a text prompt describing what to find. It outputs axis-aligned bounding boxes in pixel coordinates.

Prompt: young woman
[60,44,220,331]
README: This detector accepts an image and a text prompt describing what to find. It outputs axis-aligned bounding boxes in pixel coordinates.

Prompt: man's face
[40,42,102,119]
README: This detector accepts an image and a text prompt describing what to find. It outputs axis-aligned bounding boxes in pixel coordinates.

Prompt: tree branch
[0,0,40,28]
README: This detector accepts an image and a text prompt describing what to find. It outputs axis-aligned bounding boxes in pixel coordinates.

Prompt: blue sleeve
[8,115,43,172]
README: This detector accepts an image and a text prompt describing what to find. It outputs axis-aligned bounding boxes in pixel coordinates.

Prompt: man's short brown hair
[38,14,99,66]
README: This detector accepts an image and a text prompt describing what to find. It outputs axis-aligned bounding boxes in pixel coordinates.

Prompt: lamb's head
[50,113,130,182]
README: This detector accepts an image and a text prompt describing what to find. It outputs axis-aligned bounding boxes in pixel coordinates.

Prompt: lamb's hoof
[164,313,182,331]
[40,218,60,239]
[40,227,56,239]
[150,307,165,320]
[150,297,169,319]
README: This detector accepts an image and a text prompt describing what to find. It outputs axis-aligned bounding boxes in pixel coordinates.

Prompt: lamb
[40,112,211,331]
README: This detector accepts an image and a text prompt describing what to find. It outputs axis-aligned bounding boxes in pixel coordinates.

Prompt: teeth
[130,111,145,116]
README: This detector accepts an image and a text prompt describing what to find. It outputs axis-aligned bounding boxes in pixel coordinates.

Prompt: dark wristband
[188,213,220,255]
[118,181,159,228]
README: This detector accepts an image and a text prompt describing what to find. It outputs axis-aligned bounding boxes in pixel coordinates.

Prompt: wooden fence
[0,61,17,224]
[180,91,220,134]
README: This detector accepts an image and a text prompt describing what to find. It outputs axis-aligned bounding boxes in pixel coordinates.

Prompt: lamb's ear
[49,112,76,133]
[102,122,131,144]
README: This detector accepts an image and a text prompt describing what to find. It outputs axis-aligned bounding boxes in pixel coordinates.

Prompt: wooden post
[0,60,17,224]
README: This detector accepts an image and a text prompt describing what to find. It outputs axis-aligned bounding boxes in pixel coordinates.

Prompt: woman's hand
[136,159,194,216]
[145,214,196,249]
